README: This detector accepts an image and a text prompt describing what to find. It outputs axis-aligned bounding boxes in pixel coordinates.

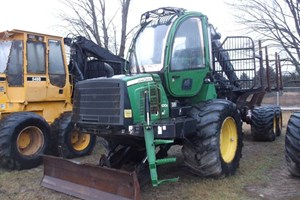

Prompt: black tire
[251,105,277,141]
[51,112,96,158]
[0,112,50,170]
[285,112,300,177]
[182,99,243,177]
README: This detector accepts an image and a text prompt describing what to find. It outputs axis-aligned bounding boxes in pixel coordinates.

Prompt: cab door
[46,39,67,100]
[166,17,208,97]
[25,39,48,101]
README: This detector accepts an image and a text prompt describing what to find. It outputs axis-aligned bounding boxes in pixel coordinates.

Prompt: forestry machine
[42,7,283,200]
[0,30,125,170]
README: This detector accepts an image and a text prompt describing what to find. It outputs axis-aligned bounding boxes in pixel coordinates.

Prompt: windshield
[129,24,170,73]
[0,40,12,73]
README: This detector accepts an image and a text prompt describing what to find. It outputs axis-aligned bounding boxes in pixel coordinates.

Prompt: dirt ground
[0,111,300,200]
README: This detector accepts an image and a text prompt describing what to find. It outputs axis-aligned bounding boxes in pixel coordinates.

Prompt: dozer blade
[41,155,141,200]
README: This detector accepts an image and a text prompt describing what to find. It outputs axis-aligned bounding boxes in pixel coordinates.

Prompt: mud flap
[41,155,141,200]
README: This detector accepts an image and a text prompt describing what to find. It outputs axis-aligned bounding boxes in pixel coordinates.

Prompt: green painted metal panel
[188,83,217,104]
[123,74,169,124]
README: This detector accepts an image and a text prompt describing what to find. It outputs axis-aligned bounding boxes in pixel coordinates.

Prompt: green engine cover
[122,74,169,124]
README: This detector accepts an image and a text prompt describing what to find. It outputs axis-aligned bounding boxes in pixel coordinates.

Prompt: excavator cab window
[0,41,12,73]
[6,40,24,86]
[128,23,170,73]
[170,17,205,71]
[27,41,46,74]
[48,40,66,88]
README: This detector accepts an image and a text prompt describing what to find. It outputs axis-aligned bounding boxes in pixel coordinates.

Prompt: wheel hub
[17,126,44,156]
[18,132,31,149]
[70,131,91,151]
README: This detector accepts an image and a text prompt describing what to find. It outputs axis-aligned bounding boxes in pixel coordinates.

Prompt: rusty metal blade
[41,155,141,200]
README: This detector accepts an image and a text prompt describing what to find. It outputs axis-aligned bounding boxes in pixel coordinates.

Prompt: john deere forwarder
[0,30,125,170]
[42,7,283,199]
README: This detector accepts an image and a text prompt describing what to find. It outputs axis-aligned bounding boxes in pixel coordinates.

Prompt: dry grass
[1,111,300,200]
[142,111,300,200]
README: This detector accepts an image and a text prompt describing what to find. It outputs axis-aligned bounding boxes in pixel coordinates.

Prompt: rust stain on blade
[41,155,141,200]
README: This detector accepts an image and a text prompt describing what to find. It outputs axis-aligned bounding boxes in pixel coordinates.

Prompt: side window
[48,40,66,87]
[0,41,12,73]
[171,18,205,71]
[7,40,24,86]
[27,41,46,74]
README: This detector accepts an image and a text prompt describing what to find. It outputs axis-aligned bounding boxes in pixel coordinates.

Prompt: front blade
[41,155,141,200]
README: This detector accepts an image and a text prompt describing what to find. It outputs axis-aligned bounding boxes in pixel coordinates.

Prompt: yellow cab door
[25,35,68,103]
[25,37,48,102]
[46,39,68,101]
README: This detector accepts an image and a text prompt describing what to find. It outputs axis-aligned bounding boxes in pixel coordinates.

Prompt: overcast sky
[0,0,238,38]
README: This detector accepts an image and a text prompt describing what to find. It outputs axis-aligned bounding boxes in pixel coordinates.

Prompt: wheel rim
[17,126,44,156]
[70,131,91,151]
[220,117,238,163]
[273,115,277,134]
[278,113,283,131]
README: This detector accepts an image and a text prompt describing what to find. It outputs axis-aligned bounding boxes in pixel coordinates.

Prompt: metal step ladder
[143,125,179,186]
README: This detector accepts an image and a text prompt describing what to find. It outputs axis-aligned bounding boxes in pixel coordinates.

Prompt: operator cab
[128,7,212,98]
[0,30,69,106]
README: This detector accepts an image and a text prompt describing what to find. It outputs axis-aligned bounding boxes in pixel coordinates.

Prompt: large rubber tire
[51,112,96,158]
[182,99,243,177]
[0,112,50,170]
[285,112,300,177]
[251,105,277,141]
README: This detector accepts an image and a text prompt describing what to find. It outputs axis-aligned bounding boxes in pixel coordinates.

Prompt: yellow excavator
[0,30,125,170]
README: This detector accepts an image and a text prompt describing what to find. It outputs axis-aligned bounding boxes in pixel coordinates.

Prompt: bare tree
[119,0,131,57]
[58,0,131,56]
[229,0,300,75]
[59,0,102,45]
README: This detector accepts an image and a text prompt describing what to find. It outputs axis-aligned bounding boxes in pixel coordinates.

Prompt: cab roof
[0,29,63,40]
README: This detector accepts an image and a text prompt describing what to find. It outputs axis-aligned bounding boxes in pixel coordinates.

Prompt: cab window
[171,17,205,71]
[7,40,24,86]
[27,41,46,74]
[48,40,66,87]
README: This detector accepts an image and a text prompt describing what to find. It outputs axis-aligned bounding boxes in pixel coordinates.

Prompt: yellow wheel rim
[70,131,91,151]
[220,117,238,163]
[17,126,44,156]
[279,113,282,131]
[273,115,277,134]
